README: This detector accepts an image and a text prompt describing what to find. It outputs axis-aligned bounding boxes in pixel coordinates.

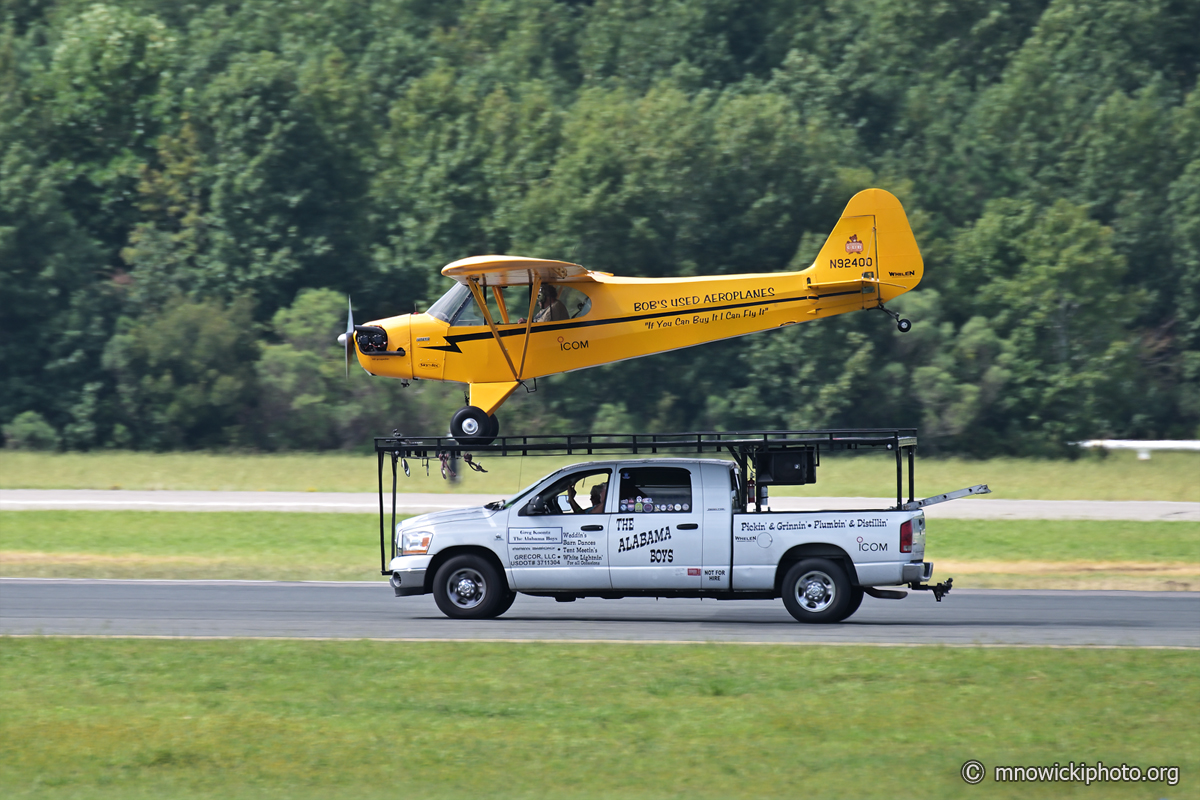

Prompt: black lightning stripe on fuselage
[421,290,863,353]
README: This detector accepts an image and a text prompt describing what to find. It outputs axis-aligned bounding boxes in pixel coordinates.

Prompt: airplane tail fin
[805,188,923,305]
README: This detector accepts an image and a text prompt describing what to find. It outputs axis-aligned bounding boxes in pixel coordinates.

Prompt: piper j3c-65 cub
[340,188,923,443]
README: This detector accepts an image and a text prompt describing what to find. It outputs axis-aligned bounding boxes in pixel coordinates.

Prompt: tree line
[2,0,1198,455]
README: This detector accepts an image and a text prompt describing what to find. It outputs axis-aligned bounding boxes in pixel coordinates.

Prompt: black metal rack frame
[373,428,919,576]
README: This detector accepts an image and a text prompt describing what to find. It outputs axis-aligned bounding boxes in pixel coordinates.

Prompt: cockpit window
[426,283,472,324]
[428,281,594,327]
[498,285,592,324]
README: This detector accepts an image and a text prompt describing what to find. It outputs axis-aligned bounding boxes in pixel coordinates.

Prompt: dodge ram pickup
[387,456,975,623]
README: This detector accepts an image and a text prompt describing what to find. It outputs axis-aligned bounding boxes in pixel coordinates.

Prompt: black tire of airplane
[450,405,495,445]
[781,558,853,623]
[897,318,912,333]
[432,554,509,619]
[485,414,500,439]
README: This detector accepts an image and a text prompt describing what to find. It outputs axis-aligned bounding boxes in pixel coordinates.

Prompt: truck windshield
[500,479,541,510]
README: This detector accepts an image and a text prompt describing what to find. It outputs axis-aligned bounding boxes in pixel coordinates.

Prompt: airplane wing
[441,255,609,286]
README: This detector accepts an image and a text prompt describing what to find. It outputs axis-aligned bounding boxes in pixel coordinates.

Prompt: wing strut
[466,278,520,382]
[491,286,510,324]
[517,272,541,379]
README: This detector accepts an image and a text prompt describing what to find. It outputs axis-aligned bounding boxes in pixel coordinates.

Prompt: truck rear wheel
[781,558,852,623]
[432,555,509,619]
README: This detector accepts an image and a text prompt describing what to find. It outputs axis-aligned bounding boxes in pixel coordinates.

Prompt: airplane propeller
[341,296,354,379]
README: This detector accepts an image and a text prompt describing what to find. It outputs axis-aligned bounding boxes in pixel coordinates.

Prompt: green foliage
[2,0,1198,451]
[2,410,59,450]
[102,296,260,449]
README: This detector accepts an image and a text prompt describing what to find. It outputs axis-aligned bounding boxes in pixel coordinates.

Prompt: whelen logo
[845,235,864,254]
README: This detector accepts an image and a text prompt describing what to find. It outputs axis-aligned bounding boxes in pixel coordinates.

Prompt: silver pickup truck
[387,457,975,623]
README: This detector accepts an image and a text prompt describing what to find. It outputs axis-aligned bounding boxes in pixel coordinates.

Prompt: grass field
[1,638,1194,799]
[0,511,387,581]
[2,511,1197,589]
[2,448,1198,501]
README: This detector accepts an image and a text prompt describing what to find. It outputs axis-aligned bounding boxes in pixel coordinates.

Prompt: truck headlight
[401,530,433,555]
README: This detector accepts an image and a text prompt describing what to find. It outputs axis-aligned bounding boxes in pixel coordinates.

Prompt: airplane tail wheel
[897,318,912,333]
[450,405,495,445]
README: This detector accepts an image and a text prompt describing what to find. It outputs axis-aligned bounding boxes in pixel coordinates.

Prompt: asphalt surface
[3,489,1199,520]
[3,579,1196,647]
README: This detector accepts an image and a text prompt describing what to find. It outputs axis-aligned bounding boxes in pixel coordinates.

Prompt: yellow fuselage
[357,268,875,413]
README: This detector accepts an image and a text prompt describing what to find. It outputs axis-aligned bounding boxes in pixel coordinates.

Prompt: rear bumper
[902,561,934,583]
[854,560,933,586]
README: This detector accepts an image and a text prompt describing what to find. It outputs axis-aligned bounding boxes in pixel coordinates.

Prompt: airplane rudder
[845,188,923,298]
[873,191,923,297]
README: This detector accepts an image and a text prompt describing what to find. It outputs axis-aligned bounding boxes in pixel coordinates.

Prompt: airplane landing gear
[450,406,499,445]
[877,304,912,333]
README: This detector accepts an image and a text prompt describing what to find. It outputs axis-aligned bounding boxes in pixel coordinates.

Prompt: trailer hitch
[908,576,953,601]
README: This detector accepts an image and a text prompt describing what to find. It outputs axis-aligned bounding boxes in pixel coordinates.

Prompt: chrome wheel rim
[460,417,481,436]
[446,567,486,609]
[795,570,835,613]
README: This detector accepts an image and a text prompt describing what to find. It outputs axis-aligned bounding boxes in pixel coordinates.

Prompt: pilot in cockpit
[519,284,569,323]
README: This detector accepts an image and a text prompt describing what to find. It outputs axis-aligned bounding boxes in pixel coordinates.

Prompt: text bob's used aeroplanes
[341,188,923,443]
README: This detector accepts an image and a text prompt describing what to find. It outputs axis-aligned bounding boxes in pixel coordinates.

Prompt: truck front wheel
[432,555,510,619]
[781,559,852,623]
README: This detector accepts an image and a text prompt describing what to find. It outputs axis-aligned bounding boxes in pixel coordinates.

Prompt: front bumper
[388,555,432,597]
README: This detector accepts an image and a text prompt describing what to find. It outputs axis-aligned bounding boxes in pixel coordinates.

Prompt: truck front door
[508,467,613,591]
[609,465,703,590]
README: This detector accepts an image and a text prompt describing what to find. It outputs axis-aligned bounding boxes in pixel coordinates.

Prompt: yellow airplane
[342,188,923,443]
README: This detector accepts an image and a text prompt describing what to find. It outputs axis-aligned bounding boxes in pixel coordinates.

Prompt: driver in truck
[568,481,607,514]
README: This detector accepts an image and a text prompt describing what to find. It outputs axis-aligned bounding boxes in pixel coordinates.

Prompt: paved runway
[3,579,1196,647]
[3,489,1198,520]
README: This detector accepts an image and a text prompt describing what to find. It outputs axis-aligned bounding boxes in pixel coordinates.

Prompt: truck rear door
[608,464,702,589]
[699,462,734,589]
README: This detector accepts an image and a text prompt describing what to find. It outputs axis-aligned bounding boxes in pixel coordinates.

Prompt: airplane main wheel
[450,405,496,445]
[897,318,912,333]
